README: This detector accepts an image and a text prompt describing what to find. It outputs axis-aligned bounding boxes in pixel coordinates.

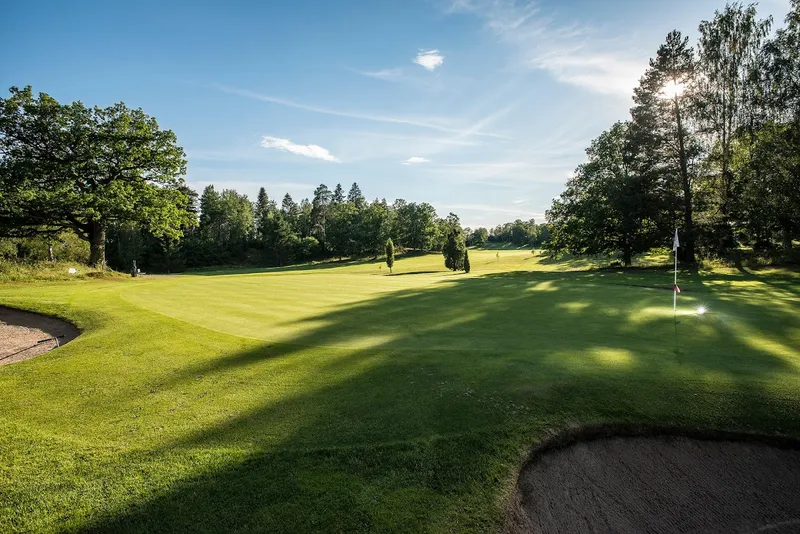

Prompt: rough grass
[0,261,124,283]
[0,250,798,532]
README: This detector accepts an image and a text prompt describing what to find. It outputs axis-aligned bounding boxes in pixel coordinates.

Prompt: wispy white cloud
[260,136,340,162]
[512,198,528,204]
[352,67,403,80]
[447,0,645,97]
[423,160,572,185]
[217,84,505,138]
[413,49,445,71]
[343,131,479,147]
[402,156,431,165]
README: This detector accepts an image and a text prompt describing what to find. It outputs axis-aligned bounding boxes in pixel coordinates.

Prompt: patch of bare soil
[0,306,79,365]
[510,432,800,533]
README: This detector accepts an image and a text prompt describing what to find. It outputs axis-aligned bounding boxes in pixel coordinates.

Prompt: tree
[281,194,299,228]
[196,186,253,262]
[463,248,471,273]
[296,198,313,237]
[467,227,489,246]
[738,123,800,250]
[546,123,666,266]
[254,187,271,233]
[359,200,390,256]
[385,238,395,273]
[443,227,467,271]
[510,219,535,245]
[326,201,357,258]
[347,182,365,209]
[218,189,254,252]
[395,201,438,250]
[199,185,223,243]
[631,30,701,262]
[332,183,345,204]
[0,86,194,266]
[435,213,462,251]
[311,184,332,250]
[261,212,298,266]
[694,3,772,249]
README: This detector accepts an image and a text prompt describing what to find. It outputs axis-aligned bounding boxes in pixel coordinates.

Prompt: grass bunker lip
[508,425,800,534]
[0,305,80,365]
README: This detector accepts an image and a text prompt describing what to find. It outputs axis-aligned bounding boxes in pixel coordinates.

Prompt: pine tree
[385,238,394,273]
[332,183,345,204]
[463,248,470,273]
[254,187,271,237]
[348,182,365,209]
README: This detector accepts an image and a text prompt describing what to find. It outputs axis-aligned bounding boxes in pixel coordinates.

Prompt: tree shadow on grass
[74,269,800,533]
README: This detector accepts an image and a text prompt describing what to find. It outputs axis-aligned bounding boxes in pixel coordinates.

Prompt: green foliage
[394,201,438,251]
[547,122,668,266]
[385,238,394,273]
[0,86,195,266]
[443,226,467,271]
[467,227,489,246]
[486,220,549,247]
[463,248,470,273]
[192,185,254,264]
[0,232,89,264]
[0,260,123,282]
[347,182,365,209]
[332,183,345,204]
[546,1,800,263]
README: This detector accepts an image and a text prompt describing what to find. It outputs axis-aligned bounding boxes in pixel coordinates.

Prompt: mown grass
[0,250,798,532]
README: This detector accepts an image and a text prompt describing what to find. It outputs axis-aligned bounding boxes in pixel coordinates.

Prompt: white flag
[673,228,680,252]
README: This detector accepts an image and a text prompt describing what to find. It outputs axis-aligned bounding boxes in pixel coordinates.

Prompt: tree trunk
[88,221,106,267]
[674,96,696,264]
[623,248,632,267]
[783,223,793,251]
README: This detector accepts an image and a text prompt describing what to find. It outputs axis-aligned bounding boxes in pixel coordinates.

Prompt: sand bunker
[0,306,79,365]
[510,430,800,533]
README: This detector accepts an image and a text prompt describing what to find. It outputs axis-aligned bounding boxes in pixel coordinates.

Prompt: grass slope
[0,250,799,532]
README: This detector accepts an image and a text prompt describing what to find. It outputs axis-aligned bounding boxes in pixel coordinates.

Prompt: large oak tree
[0,86,194,266]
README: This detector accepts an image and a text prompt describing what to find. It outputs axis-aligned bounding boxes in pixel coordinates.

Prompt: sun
[662,80,687,98]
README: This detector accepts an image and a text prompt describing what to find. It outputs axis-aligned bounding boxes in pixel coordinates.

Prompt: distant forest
[0,178,548,272]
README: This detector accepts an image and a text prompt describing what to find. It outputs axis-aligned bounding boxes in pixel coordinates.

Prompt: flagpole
[673,228,678,313]
[673,247,677,313]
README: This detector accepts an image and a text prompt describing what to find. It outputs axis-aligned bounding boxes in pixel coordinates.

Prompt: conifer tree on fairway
[385,238,394,273]
[464,248,470,273]
[443,227,467,271]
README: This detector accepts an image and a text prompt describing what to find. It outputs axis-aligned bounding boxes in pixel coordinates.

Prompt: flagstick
[673,250,677,313]
[673,228,678,314]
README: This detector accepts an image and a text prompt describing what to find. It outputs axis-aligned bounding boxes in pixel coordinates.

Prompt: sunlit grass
[0,252,798,532]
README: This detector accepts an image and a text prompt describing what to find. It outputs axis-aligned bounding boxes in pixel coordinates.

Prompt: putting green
[0,251,798,533]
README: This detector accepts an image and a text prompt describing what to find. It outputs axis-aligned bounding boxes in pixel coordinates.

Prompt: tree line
[0,79,546,274]
[546,1,800,266]
[0,85,487,272]
[106,181,477,272]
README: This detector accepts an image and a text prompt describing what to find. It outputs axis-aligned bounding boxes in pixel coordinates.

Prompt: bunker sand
[0,306,79,365]
[510,433,800,533]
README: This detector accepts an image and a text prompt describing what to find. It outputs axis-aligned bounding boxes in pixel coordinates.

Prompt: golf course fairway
[1,250,799,532]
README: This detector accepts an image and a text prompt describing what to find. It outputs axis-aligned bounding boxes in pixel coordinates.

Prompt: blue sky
[2,0,790,228]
